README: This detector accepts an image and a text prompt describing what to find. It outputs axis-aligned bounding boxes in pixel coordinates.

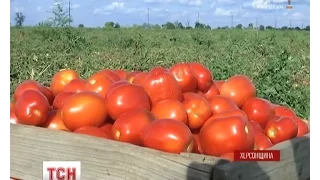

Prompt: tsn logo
[43,161,81,180]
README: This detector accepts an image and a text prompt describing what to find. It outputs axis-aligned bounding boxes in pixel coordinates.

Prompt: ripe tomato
[182,92,212,129]
[202,83,220,100]
[169,63,197,93]
[292,117,309,137]
[10,102,18,124]
[220,75,256,107]
[150,66,169,75]
[274,105,297,117]
[41,86,54,105]
[52,91,75,110]
[265,116,298,144]
[74,126,112,139]
[209,109,248,122]
[106,83,151,120]
[64,78,87,93]
[249,120,263,134]
[94,69,121,82]
[142,72,182,106]
[199,116,254,156]
[220,152,234,162]
[189,63,213,92]
[106,80,130,97]
[99,122,113,138]
[254,131,273,150]
[242,97,275,129]
[50,69,79,96]
[114,69,127,80]
[196,90,206,98]
[41,110,69,131]
[214,80,225,92]
[112,108,155,145]
[132,72,148,85]
[127,71,141,83]
[14,90,50,126]
[87,74,114,98]
[13,80,43,102]
[192,134,203,154]
[208,95,239,115]
[151,99,188,124]
[61,92,107,131]
[141,119,194,154]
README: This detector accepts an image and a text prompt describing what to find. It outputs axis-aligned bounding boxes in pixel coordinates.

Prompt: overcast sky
[10,0,310,28]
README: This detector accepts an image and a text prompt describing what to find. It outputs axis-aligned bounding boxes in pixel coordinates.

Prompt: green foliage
[42,0,72,27]
[15,12,25,27]
[10,27,310,119]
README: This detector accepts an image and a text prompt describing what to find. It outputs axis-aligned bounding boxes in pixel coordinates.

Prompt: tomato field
[10,27,310,161]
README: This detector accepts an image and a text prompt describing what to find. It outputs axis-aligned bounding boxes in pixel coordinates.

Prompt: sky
[10,0,310,28]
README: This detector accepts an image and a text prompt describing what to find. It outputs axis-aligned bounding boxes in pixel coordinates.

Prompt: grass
[10,27,310,119]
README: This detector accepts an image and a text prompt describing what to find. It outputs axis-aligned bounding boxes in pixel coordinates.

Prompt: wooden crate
[10,123,310,180]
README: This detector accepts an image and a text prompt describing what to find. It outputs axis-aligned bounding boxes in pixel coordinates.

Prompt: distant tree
[174,21,184,29]
[105,21,115,28]
[236,24,243,29]
[281,26,288,30]
[259,25,265,31]
[294,26,301,30]
[114,23,120,28]
[305,25,310,31]
[162,22,175,29]
[14,12,25,27]
[78,24,84,28]
[45,0,72,27]
[153,24,161,29]
[205,25,211,29]
[266,26,273,30]
[221,26,229,29]
[248,23,253,29]
[185,26,192,29]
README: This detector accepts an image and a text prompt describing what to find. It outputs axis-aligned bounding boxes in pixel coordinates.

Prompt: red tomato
[131,72,148,85]
[151,99,188,124]
[249,120,263,134]
[242,97,275,129]
[61,92,107,131]
[220,152,234,162]
[74,126,112,139]
[196,90,206,98]
[41,86,54,105]
[50,69,79,96]
[41,110,69,131]
[292,117,309,137]
[141,119,194,154]
[169,63,197,93]
[209,109,248,122]
[202,83,220,100]
[265,116,298,144]
[94,69,121,82]
[274,105,297,117]
[52,91,75,110]
[99,122,113,138]
[106,84,151,120]
[86,74,114,98]
[13,80,43,102]
[14,90,50,126]
[64,78,87,93]
[214,80,225,92]
[182,92,212,129]
[10,102,18,124]
[142,72,182,106]
[189,62,213,92]
[112,108,155,145]
[220,75,256,107]
[199,116,254,156]
[150,66,168,75]
[208,95,239,115]
[192,134,203,154]
[254,131,273,150]
[106,80,130,97]
[114,69,127,80]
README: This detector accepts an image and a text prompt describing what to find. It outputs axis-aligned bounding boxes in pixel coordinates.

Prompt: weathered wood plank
[212,134,310,180]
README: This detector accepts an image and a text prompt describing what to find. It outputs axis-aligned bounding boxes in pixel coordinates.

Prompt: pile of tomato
[10,62,309,161]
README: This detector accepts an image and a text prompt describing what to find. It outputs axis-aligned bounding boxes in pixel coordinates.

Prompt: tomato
[99,122,113,138]
[202,83,220,100]
[182,92,212,129]
[242,97,275,129]
[10,102,18,124]
[220,75,256,107]
[249,120,263,134]
[50,69,79,96]
[214,80,225,92]
[141,119,194,154]
[64,78,87,93]
[114,69,127,80]
[209,109,248,122]
[13,80,43,102]
[132,72,148,85]
[192,134,203,154]
[208,95,239,115]
[220,152,234,162]
[52,91,75,110]
[274,105,297,117]
[74,126,112,139]
[41,86,54,105]
[41,110,69,131]
[292,117,309,137]
[112,108,155,145]
[254,131,273,150]
[106,80,130,98]
[199,116,254,156]
[106,83,151,120]
[149,66,168,75]
[151,99,188,124]
[14,90,50,126]
[87,73,114,98]
[94,69,121,82]
[196,90,206,98]
[142,71,182,106]
[61,92,107,131]
[265,116,298,144]
[189,63,213,92]
[169,63,197,93]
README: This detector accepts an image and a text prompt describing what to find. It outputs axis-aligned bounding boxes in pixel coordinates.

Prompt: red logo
[43,161,81,180]
[234,150,280,161]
